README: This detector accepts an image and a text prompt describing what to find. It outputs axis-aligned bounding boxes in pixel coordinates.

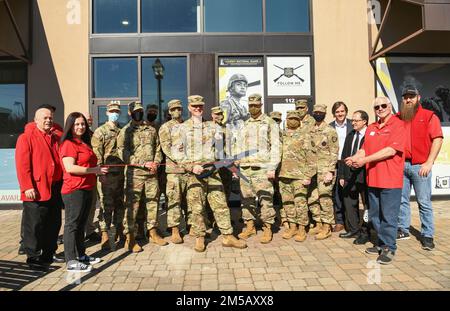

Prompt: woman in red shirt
[60,112,108,272]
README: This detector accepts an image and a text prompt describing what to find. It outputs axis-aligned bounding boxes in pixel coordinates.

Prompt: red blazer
[15,122,63,202]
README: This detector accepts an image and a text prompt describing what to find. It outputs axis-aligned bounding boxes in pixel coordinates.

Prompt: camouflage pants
[240,167,276,225]
[308,173,335,225]
[98,173,125,232]
[187,172,233,237]
[123,174,160,235]
[279,177,309,226]
[166,173,190,228]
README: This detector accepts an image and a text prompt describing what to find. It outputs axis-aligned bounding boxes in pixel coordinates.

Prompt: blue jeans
[398,161,434,238]
[368,187,402,253]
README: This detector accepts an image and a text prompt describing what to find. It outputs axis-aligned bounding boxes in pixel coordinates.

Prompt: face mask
[249,106,262,117]
[287,119,300,130]
[215,115,224,124]
[169,110,182,119]
[108,112,120,123]
[147,113,157,122]
[312,113,326,122]
[297,109,307,118]
[131,111,143,122]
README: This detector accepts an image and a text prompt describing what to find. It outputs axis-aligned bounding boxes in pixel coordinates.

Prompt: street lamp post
[152,58,165,123]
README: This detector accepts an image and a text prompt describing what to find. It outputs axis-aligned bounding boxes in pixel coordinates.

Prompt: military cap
[286,110,300,119]
[402,85,420,96]
[211,106,223,114]
[227,74,248,90]
[295,99,308,109]
[248,93,262,104]
[313,104,327,113]
[167,99,182,110]
[270,111,282,120]
[107,101,121,112]
[128,101,144,112]
[146,104,158,111]
[188,95,205,106]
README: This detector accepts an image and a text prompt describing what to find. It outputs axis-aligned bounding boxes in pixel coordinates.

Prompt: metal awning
[0,0,31,64]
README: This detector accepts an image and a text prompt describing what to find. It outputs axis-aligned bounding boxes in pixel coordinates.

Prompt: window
[97,104,130,128]
[93,58,138,98]
[142,57,188,123]
[93,0,137,33]
[266,0,310,32]
[141,0,199,33]
[204,0,262,32]
[0,62,26,149]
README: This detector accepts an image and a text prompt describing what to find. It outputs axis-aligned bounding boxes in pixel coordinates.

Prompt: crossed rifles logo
[273,64,305,83]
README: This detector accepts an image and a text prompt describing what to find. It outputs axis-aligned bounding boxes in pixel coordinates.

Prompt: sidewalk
[0,201,449,291]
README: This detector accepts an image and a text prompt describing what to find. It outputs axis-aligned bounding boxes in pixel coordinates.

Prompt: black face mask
[131,111,144,122]
[312,113,326,122]
[147,113,157,122]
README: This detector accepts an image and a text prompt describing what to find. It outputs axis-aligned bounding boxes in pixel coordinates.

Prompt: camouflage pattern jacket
[279,129,315,180]
[308,121,339,175]
[91,122,123,173]
[158,119,185,174]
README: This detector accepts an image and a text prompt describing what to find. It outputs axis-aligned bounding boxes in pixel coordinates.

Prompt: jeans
[398,161,433,237]
[62,189,93,263]
[368,187,402,253]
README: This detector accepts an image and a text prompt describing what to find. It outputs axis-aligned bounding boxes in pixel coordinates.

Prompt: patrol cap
[167,99,182,110]
[286,110,300,119]
[211,106,223,114]
[402,85,420,96]
[227,74,248,90]
[248,94,262,104]
[146,104,158,111]
[295,99,308,109]
[270,111,282,120]
[128,101,144,112]
[188,95,205,106]
[313,104,327,113]
[107,101,121,112]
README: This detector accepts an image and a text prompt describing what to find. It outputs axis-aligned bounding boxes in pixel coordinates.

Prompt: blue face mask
[108,112,120,122]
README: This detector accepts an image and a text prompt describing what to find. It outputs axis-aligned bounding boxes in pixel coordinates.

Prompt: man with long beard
[397,86,443,251]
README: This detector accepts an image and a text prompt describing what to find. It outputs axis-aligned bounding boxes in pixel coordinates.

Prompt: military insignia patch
[332,136,337,143]
[311,142,315,147]
[322,141,327,146]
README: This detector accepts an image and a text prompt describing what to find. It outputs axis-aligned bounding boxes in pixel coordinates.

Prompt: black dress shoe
[353,234,370,245]
[339,231,359,239]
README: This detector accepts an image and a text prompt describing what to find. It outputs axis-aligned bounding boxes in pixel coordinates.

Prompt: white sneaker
[66,260,92,273]
[78,255,101,265]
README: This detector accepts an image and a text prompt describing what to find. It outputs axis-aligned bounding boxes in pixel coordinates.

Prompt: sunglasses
[374,104,388,111]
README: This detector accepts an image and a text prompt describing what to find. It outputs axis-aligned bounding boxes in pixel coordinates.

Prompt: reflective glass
[142,0,199,32]
[204,0,262,32]
[266,0,310,32]
[93,0,137,33]
[93,58,138,98]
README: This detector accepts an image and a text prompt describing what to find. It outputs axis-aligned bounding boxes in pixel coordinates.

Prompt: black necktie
[351,131,360,156]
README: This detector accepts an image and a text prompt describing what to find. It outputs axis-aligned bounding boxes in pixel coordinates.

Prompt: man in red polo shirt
[345,97,406,265]
[397,86,443,250]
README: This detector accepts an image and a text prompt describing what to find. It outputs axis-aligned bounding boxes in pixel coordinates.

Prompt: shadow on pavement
[0,260,59,291]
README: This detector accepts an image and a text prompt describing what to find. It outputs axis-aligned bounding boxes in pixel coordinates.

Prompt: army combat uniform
[91,107,125,249]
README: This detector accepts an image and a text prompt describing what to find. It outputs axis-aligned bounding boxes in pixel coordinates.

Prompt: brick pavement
[0,200,449,291]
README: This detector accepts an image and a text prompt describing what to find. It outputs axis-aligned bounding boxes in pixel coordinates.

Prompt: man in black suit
[329,101,352,232]
[338,110,370,244]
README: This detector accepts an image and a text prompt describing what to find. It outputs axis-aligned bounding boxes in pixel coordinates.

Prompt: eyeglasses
[374,104,388,111]
[351,119,363,123]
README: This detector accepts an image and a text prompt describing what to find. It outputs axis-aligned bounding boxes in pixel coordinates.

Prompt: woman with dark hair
[59,112,108,272]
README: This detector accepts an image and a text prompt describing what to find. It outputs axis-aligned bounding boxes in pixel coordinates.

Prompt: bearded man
[397,86,443,251]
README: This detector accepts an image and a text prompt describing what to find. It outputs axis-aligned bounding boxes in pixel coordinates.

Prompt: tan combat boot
[282,221,289,231]
[260,224,273,244]
[170,226,183,244]
[309,222,322,235]
[294,225,307,242]
[194,236,206,252]
[238,220,257,240]
[316,223,332,240]
[125,233,143,253]
[222,234,247,249]
[100,231,110,250]
[149,228,168,246]
[282,223,297,240]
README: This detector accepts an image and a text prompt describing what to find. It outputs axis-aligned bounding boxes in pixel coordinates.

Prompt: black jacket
[329,119,353,135]
[337,129,366,184]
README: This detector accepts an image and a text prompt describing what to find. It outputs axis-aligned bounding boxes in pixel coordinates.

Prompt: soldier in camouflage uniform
[91,101,125,250]
[178,95,247,252]
[237,94,281,244]
[307,104,339,240]
[279,111,315,242]
[117,101,168,252]
[158,99,187,244]
[220,74,250,127]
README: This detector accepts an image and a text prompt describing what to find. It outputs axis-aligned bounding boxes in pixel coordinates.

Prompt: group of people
[15,85,442,272]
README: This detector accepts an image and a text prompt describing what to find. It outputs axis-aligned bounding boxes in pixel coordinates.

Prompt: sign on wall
[267,56,311,96]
